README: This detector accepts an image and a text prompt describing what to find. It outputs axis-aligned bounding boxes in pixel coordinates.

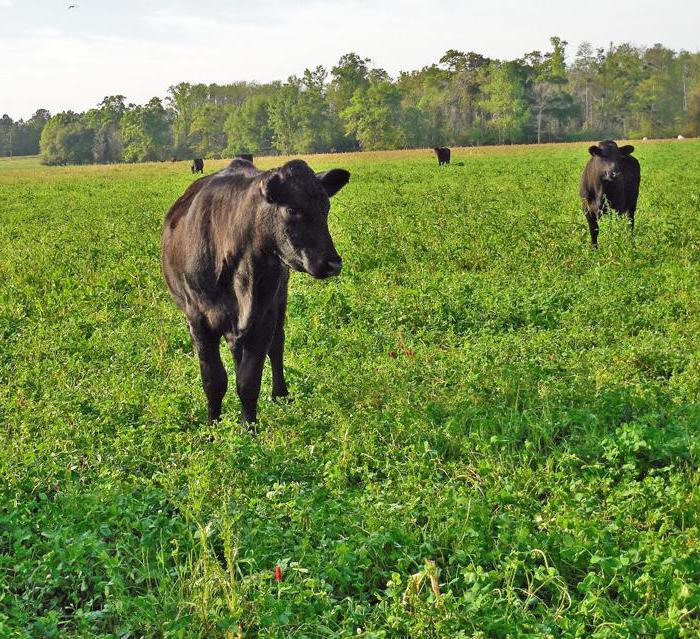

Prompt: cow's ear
[259,171,285,204]
[619,145,635,155]
[588,145,601,156]
[317,169,350,197]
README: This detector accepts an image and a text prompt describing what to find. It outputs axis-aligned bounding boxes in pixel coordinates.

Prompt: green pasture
[1,141,699,637]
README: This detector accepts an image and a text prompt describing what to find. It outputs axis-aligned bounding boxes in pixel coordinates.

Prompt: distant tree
[85,96,126,162]
[448,52,491,143]
[23,109,51,154]
[569,42,599,133]
[0,115,14,156]
[224,94,274,155]
[190,103,229,158]
[121,98,171,162]
[597,43,644,135]
[439,49,468,72]
[526,37,578,143]
[631,44,684,137]
[342,80,404,150]
[397,65,448,147]
[480,62,529,144]
[267,80,301,154]
[40,112,94,165]
[295,67,344,153]
[328,53,371,113]
[265,68,341,153]
[166,83,208,155]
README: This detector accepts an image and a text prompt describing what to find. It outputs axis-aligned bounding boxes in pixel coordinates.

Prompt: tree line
[1,38,699,165]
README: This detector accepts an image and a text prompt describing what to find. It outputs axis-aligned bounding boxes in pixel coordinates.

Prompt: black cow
[161,159,350,424]
[433,147,451,165]
[580,140,641,247]
[235,153,254,162]
[191,158,204,174]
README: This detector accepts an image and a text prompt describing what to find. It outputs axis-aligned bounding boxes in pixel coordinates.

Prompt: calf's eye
[287,207,302,217]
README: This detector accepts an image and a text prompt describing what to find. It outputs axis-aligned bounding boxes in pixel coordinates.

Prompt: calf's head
[588,140,634,181]
[259,160,350,279]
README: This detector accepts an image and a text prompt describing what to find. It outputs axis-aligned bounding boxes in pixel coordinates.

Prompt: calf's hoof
[271,387,290,401]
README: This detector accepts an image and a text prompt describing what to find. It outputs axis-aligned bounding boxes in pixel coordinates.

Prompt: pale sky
[1,0,698,120]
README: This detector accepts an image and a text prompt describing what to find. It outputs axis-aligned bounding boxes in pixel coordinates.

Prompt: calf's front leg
[583,198,601,248]
[233,342,267,423]
[628,212,635,245]
[188,318,227,423]
[268,298,289,399]
[227,317,275,424]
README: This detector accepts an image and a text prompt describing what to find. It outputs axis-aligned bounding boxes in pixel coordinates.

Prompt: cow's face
[588,140,634,182]
[260,160,349,279]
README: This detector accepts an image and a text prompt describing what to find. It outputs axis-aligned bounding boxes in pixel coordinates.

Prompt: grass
[1,140,700,638]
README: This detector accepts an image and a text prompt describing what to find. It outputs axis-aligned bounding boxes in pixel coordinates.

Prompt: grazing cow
[433,147,451,165]
[161,158,350,424]
[191,158,204,174]
[171,157,178,163]
[579,140,641,248]
[235,153,254,162]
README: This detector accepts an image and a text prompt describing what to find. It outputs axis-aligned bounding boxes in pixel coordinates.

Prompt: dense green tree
[121,98,171,162]
[190,103,229,158]
[166,82,208,155]
[224,95,274,155]
[85,96,126,163]
[525,37,577,143]
[480,62,529,144]
[40,112,94,165]
[0,115,15,157]
[569,42,599,133]
[342,79,404,150]
[447,52,491,143]
[267,81,301,154]
[328,53,371,113]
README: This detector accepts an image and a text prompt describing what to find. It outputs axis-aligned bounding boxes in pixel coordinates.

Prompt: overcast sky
[1,0,698,120]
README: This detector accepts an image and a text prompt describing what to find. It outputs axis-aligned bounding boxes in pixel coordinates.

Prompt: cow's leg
[628,212,635,244]
[268,283,289,399]
[583,199,602,248]
[226,319,275,424]
[234,344,266,423]
[268,312,288,399]
[585,211,600,248]
[188,317,227,423]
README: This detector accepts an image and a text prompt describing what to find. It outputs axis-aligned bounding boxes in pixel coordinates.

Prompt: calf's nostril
[327,260,342,274]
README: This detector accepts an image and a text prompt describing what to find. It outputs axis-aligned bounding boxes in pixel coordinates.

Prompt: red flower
[275,565,283,582]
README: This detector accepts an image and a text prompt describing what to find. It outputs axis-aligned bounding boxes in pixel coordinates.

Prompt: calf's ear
[317,169,350,197]
[259,171,285,204]
[588,145,601,156]
[619,145,635,155]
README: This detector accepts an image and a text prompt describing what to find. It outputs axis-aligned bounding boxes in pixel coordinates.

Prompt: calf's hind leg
[188,317,227,423]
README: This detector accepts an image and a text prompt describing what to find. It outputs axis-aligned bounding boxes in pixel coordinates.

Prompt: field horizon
[1,135,696,172]
[1,139,699,637]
